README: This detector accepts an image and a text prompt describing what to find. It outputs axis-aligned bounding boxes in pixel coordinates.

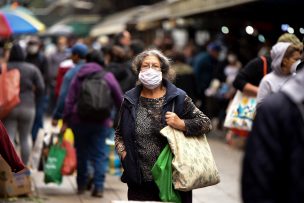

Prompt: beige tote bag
[160,126,220,191]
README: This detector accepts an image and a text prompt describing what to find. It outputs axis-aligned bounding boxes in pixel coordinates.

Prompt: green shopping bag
[44,136,66,184]
[152,144,181,203]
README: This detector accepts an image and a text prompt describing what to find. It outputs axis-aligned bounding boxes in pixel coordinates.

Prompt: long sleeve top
[233,56,271,91]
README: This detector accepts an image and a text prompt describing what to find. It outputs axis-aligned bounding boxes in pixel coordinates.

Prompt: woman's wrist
[177,119,186,131]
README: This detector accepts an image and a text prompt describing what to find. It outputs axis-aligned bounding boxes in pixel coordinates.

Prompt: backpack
[0,63,21,119]
[77,70,113,122]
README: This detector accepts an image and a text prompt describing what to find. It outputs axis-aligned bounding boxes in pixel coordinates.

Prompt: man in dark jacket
[242,69,304,203]
[26,36,50,141]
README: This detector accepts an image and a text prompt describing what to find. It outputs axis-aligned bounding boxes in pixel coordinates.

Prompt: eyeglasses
[140,64,161,71]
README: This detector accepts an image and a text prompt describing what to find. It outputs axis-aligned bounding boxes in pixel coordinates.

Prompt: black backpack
[77,71,113,122]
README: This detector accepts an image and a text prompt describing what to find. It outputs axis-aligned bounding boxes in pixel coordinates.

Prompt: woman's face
[283,51,301,74]
[140,55,161,72]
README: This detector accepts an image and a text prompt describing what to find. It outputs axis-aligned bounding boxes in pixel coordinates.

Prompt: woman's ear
[281,58,290,74]
[281,58,289,69]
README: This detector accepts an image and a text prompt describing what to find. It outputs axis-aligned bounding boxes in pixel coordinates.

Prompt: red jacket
[0,121,25,172]
[55,59,74,98]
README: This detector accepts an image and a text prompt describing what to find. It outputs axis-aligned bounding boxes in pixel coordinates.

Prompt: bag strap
[260,56,268,76]
[172,101,175,113]
[1,63,7,74]
[0,63,7,88]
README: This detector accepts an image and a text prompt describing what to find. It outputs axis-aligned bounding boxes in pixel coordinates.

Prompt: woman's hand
[121,151,127,160]
[60,122,68,134]
[165,112,186,131]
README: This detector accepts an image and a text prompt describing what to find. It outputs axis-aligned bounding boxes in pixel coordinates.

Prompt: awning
[45,15,100,36]
[169,0,257,18]
[134,0,257,30]
[90,6,148,37]
[135,1,171,31]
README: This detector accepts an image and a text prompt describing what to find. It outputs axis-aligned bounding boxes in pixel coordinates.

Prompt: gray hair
[132,49,175,81]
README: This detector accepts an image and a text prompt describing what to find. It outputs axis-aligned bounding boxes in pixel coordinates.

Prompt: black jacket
[242,91,304,203]
[115,80,212,185]
[233,56,271,91]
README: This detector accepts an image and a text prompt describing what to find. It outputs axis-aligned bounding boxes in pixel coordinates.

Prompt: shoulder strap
[0,63,7,74]
[172,102,175,112]
[260,56,268,76]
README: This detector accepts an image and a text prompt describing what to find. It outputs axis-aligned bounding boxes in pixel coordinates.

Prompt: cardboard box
[0,156,31,197]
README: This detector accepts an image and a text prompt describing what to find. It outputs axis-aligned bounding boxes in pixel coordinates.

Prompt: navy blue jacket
[117,80,186,185]
[116,79,213,185]
[242,92,304,203]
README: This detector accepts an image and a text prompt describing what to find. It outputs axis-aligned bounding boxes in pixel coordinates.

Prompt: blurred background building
[0,0,303,63]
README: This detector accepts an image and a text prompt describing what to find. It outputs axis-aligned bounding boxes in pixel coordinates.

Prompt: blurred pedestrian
[25,36,50,141]
[47,36,70,114]
[233,33,302,97]
[2,43,45,164]
[54,59,74,98]
[103,44,136,93]
[257,42,301,105]
[52,43,88,126]
[229,33,302,139]
[193,41,222,111]
[113,30,131,50]
[171,51,197,101]
[242,69,304,203]
[63,62,123,197]
[115,49,212,202]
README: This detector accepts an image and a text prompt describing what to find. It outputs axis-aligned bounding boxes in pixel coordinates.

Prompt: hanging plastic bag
[44,136,66,184]
[151,144,181,203]
[0,63,20,119]
[61,138,76,175]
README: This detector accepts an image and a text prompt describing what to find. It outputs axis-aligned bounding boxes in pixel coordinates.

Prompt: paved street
[0,131,244,203]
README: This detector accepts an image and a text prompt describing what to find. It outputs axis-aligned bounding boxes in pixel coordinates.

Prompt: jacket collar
[124,79,180,106]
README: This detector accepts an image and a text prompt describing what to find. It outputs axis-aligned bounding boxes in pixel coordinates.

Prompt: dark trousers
[128,181,192,203]
[72,123,110,191]
[32,95,48,141]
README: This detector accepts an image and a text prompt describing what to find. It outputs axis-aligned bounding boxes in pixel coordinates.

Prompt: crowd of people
[0,29,304,202]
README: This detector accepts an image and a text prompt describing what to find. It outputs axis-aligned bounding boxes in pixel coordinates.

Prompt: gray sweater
[257,72,293,105]
[6,62,45,108]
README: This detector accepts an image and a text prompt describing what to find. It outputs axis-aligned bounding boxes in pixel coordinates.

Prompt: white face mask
[28,45,39,54]
[139,68,162,90]
[290,59,301,74]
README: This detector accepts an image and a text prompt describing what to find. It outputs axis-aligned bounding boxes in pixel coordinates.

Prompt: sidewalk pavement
[0,132,244,203]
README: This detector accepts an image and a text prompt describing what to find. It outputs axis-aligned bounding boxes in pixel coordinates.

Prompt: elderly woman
[257,42,302,105]
[115,49,212,202]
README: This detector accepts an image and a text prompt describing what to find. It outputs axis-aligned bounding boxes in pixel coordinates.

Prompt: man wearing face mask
[26,36,50,141]
[256,42,302,106]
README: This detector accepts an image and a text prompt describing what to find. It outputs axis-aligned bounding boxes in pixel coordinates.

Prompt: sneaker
[91,189,103,198]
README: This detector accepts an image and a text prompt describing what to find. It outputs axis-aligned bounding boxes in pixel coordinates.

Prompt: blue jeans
[72,123,110,191]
